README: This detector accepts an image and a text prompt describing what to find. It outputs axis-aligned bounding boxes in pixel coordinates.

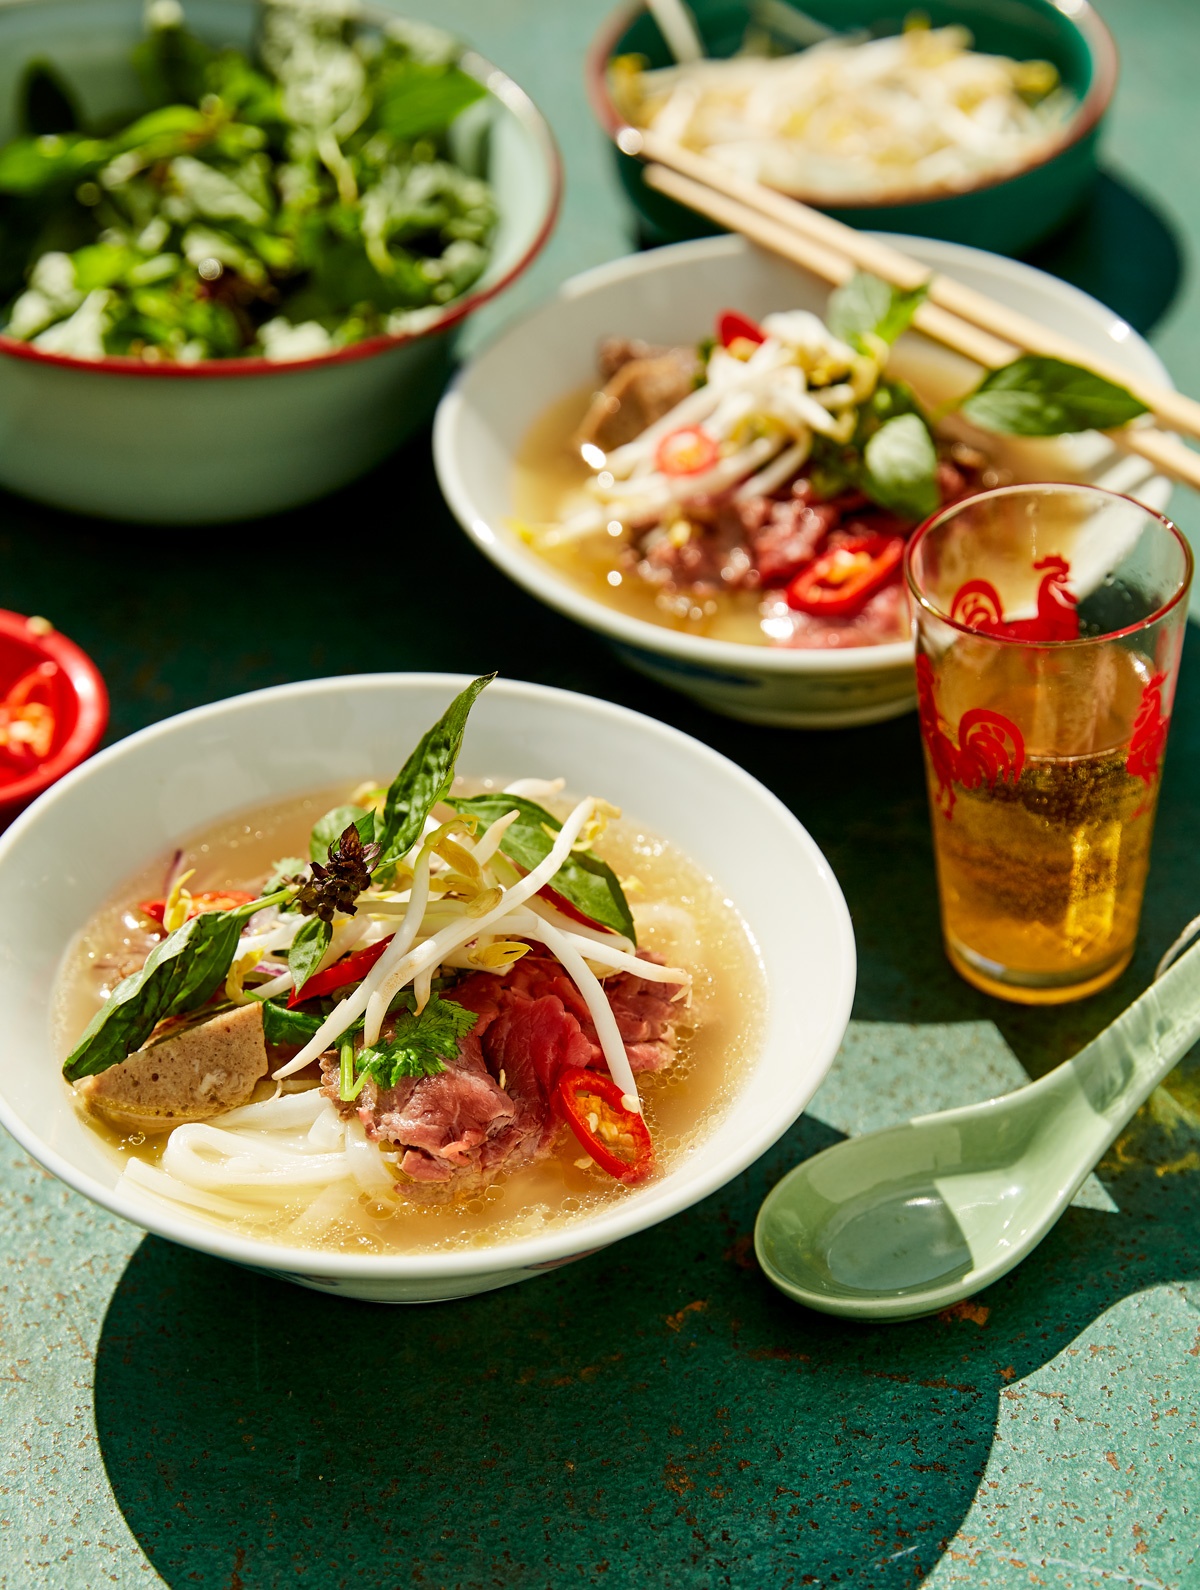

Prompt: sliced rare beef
[323,948,683,1199]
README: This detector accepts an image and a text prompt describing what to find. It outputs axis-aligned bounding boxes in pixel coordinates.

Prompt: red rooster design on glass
[1126,672,1169,786]
[949,554,1080,642]
[916,654,1026,819]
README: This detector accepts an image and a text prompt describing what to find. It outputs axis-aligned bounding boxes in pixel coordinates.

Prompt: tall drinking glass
[905,483,1192,1004]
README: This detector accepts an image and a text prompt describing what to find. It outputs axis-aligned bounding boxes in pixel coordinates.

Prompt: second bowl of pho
[434,236,1172,728]
[0,673,854,1302]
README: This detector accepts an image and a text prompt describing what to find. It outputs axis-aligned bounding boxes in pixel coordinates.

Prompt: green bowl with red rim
[587,0,1117,256]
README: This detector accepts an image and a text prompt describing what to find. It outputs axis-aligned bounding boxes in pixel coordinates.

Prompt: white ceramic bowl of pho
[434,234,1174,728]
[0,673,854,1304]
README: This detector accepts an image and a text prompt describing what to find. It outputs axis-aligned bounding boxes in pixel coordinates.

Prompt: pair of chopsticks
[619,127,1200,494]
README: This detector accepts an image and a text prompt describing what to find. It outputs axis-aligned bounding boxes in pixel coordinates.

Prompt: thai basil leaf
[309,804,373,863]
[958,356,1149,436]
[862,413,940,522]
[264,855,306,895]
[827,271,928,352]
[288,916,332,992]
[259,999,323,1049]
[374,674,495,866]
[62,907,248,1080]
[448,794,637,943]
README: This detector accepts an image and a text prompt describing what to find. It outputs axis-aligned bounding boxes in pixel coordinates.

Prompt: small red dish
[0,611,108,817]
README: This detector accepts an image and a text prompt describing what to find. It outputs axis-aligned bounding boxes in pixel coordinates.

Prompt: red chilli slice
[555,1066,653,1183]
[287,933,395,1006]
[137,889,256,925]
[654,425,719,478]
[717,310,766,349]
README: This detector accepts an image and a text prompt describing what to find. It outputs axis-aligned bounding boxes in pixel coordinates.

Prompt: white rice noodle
[344,1116,399,1199]
[161,1121,346,1189]
[511,913,642,1111]
[212,1088,327,1132]
[285,1182,353,1243]
[123,1157,265,1221]
[308,1101,346,1150]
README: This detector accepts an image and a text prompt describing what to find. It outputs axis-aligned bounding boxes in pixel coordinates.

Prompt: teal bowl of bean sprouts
[587,0,1116,256]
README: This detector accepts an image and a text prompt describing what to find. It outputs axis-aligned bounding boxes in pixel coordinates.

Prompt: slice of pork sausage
[77,1002,270,1134]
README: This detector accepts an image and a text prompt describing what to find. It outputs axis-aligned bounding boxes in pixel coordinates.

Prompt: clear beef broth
[513,339,1079,647]
[55,780,765,1254]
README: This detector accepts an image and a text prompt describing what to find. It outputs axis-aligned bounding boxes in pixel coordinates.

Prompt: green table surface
[3,2,1200,1586]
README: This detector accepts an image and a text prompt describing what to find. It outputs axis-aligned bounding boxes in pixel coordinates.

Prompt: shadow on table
[93,1089,1200,1590]
[1025,169,1185,338]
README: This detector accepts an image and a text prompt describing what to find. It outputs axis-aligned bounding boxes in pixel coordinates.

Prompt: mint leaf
[288,916,332,992]
[828,271,928,351]
[959,356,1149,436]
[448,793,636,943]
[356,995,479,1086]
[862,413,939,522]
[374,674,495,867]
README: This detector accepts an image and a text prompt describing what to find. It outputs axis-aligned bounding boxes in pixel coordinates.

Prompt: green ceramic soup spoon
[755,933,1200,1322]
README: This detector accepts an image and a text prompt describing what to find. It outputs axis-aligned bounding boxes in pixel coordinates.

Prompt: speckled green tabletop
[3,2,1200,1586]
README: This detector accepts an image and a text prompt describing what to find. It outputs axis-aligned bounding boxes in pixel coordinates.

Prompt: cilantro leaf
[354,994,478,1088]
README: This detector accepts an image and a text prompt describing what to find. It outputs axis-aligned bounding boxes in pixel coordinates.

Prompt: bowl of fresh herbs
[0,0,560,522]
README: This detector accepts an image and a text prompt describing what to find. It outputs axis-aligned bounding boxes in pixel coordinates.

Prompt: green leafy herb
[448,793,636,943]
[62,897,270,1080]
[259,998,323,1049]
[373,673,495,866]
[958,356,1150,436]
[371,57,486,141]
[350,994,478,1092]
[827,271,928,352]
[288,914,332,990]
[264,855,306,895]
[862,413,940,522]
[309,804,374,863]
[0,3,498,359]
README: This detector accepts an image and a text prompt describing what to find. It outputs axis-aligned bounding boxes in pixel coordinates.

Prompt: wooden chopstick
[635,128,1200,452]
[641,159,1200,496]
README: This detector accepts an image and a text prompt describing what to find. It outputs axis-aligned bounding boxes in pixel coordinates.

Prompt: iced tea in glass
[906,483,1192,1004]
